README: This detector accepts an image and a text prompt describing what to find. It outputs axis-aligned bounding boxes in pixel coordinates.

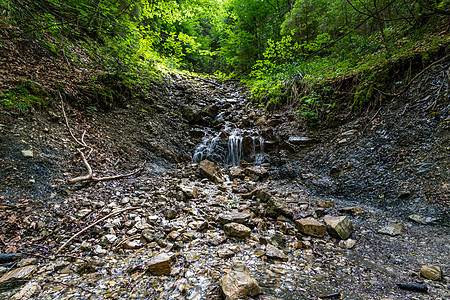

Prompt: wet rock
[408,214,438,225]
[146,253,175,275]
[288,136,315,146]
[122,240,143,249]
[9,281,41,300]
[323,215,353,240]
[420,265,442,281]
[378,224,403,236]
[0,265,36,287]
[265,244,288,261]
[295,217,326,238]
[217,248,235,259]
[219,261,261,300]
[223,223,251,238]
[206,104,219,118]
[219,212,251,225]
[199,160,224,183]
[244,166,269,181]
[339,206,364,216]
[189,220,208,231]
[266,197,293,218]
[21,150,34,158]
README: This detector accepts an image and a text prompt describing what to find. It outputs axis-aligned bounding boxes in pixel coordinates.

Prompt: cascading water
[193,127,265,166]
[227,129,243,166]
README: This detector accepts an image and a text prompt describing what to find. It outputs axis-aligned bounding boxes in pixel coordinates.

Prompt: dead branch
[54,207,139,255]
[59,92,145,184]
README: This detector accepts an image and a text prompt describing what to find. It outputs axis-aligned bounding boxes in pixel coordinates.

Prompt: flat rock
[295,217,326,237]
[229,167,244,179]
[217,248,235,259]
[77,209,92,218]
[21,150,34,158]
[141,229,154,242]
[219,261,261,300]
[219,212,251,225]
[177,185,198,199]
[408,214,438,225]
[317,199,334,208]
[146,253,175,275]
[339,206,364,216]
[378,224,403,236]
[0,265,36,287]
[10,281,41,300]
[100,234,118,245]
[199,160,224,183]
[288,136,315,146]
[265,244,288,261]
[420,265,442,281]
[323,215,353,240]
[223,223,251,238]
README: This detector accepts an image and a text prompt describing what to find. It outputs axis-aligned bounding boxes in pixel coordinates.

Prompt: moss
[0,79,51,109]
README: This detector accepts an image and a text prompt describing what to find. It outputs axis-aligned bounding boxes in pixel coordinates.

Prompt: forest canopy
[1,0,449,111]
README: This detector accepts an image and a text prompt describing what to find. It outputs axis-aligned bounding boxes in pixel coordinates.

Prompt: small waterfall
[227,129,243,166]
[193,132,227,163]
[193,128,264,166]
[253,136,265,165]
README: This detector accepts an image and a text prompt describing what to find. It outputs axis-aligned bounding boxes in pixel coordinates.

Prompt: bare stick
[68,149,93,184]
[59,91,87,148]
[54,207,139,255]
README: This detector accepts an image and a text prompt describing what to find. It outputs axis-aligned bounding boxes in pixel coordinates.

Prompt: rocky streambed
[0,67,448,299]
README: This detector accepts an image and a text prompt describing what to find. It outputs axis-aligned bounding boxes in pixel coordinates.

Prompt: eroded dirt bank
[0,59,448,299]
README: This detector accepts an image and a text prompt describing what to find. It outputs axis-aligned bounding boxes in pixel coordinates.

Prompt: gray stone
[17,258,36,268]
[288,136,315,146]
[93,245,107,257]
[295,217,326,238]
[177,185,198,199]
[219,261,261,300]
[339,239,357,249]
[219,212,251,225]
[76,209,92,218]
[21,150,34,158]
[217,248,235,259]
[182,105,202,123]
[223,223,251,238]
[229,167,244,179]
[100,234,117,245]
[317,199,334,208]
[146,253,175,275]
[165,209,178,220]
[265,244,288,261]
[270,233,286,248]
[0,265,36,287]
[252,188,272,202]
[266,197,293,218]
[134,219,152,230]
[408,214,438,225]
[378,224,402,236]
[420,265,442,281]
[323,215,353,240]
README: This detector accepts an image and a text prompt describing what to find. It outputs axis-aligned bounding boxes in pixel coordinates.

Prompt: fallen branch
[59,92,145,184]
[54,207,139,255]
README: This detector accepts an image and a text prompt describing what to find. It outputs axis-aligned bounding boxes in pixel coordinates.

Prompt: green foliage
[0,79,50,109]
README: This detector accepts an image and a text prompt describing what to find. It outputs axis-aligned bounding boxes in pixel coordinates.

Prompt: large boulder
[323,215,353,240]
[266,197,293,219]
[223,223,251,238]
[199,160,224,183]
[219,261,261,300]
